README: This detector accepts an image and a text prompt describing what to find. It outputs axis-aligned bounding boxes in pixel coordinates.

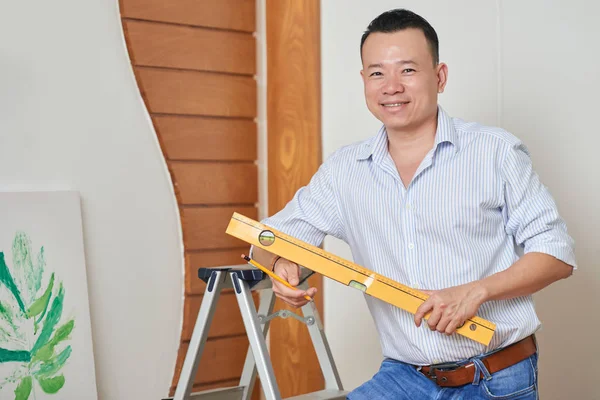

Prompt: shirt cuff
[525,243,577,270]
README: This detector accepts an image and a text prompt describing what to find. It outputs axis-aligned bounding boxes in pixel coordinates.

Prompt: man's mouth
[381,102,409,108]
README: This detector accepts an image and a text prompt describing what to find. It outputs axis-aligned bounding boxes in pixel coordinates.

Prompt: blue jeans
[347,353,538,399]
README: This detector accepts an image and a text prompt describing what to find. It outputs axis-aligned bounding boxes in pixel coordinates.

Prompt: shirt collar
[356,105,459,161]
[434,105,459,153]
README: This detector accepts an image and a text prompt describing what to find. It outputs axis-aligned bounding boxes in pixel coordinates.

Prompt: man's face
[360,29,447,134]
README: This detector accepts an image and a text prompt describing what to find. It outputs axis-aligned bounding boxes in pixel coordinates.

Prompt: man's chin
[383,119,412,132]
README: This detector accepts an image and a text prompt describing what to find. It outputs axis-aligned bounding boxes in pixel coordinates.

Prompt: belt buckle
[431,361,461,371]
[427,361,460,382]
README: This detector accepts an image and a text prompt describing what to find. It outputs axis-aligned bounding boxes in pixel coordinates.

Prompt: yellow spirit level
[226,212,496,346]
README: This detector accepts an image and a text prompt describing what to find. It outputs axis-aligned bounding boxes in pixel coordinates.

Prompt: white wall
[0,1,183,399]
[321,1,598,398]
[500,1,600,396]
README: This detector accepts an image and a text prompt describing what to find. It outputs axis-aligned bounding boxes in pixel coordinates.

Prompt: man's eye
[403,69,415,73]
[370,72,382,77]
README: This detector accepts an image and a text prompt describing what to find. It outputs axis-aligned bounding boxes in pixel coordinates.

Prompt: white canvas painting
[0,191,98,400]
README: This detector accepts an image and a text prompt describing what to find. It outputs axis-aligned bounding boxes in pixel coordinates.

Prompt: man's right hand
[271,258,317,308]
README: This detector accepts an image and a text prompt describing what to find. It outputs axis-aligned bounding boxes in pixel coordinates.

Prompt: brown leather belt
[419,335,537,387]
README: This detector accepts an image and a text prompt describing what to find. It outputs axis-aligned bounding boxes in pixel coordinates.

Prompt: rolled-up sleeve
[501,141,577,269]
[261,158,345,247]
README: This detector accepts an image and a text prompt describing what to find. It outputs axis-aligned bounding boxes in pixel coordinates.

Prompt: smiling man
[252,8,576,400]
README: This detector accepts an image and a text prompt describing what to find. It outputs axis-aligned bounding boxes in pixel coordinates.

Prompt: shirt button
[405,203,411,210]
[413,283,420,289]
[408,243,414,249]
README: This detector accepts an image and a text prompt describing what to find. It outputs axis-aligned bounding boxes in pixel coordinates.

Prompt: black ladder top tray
[198,267,266,289]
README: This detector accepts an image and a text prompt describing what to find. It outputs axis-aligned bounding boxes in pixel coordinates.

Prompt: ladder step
[285,389,349,400]
[163,385,245,400]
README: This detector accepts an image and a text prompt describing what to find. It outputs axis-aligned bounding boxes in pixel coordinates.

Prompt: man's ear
[436,63,448,93]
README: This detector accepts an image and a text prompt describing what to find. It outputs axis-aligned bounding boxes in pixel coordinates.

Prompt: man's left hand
[414,283,488,335]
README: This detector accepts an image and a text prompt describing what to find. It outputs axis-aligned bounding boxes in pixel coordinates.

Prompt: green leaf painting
[0,232,75,399]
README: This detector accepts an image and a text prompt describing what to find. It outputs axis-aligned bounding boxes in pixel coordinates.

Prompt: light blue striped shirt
[262,106,576,365]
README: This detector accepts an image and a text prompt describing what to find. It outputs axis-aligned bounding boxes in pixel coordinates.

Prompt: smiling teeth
[383,103,405,107]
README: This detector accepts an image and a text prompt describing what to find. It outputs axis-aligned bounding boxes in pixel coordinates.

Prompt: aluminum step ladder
[165,266,348,400]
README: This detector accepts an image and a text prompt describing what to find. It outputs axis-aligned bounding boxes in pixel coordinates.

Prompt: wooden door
[266,0,325,397]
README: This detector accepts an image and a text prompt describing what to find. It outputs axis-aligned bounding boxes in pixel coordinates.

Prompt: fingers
[415,295,462,335]
[281,261,300,286]
[427,307,443,331]
[417,305,459,334]
[444,319,464,335]
[414,299,433,327]
[434,313,451,334]
[416,287,477,336]
[425,303,460,334]
[270,259,317,308]
[271,279,316,307]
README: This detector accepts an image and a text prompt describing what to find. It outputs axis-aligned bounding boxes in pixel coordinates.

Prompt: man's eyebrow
[367,60,418,69]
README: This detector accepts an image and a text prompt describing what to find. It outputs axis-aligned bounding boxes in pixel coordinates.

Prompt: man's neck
[386,114,438,159]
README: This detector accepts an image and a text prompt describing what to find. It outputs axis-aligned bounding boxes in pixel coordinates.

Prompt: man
[252,8,575,399]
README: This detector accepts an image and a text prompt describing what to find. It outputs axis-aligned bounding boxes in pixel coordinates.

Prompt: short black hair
[360,9,439,65]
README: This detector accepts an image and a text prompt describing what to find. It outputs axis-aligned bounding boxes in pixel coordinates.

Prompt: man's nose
[383,76,405,95]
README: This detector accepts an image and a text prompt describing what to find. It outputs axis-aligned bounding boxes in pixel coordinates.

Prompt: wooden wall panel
[136,68,257,117]
[171,162,258,205]
[195,378,240,392]
[172,337,249,386]
[191,379,239,392]
[124,20,256,74]
[121,0,255,32]
[154,117,257,161]
[182,293,259,341]
[119,0,260,397]
[266,0,324,397]
[179,378,261,399]
[122,0,326,397]
[181,206,258,251]
[186,249,249,294]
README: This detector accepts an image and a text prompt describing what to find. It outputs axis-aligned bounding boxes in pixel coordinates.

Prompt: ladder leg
[231,272,281,400]
[238,288,276,399]
[173,270,226,400]
[300,286,344,391]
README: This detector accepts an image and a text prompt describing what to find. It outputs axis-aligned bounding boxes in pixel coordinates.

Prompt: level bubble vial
[258,230,276,246]
[348,280,367,292]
